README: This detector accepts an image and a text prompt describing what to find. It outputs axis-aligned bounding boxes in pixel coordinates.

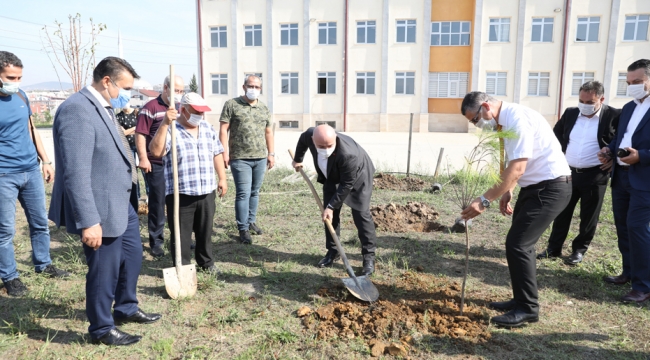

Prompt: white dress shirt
[617,99,650,166]
[565,107,603,168]
[318,154,328,179]
[499,102,571,187]
[86,85,112,117]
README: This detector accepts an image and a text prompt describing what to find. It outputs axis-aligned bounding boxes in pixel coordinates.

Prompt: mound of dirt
[298,272,491,357]
[138,202,148,215]
[373,173,427,191]
[370,202,444,233]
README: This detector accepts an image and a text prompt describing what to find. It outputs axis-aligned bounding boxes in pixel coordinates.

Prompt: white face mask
[628,83,649,100]
[168,91,182,104]
[246,88,260,100]
[187,113,202,126]
[0,80,20,95]
[476,119,497,130]
[577,103,599,116]
[317,146,335,159]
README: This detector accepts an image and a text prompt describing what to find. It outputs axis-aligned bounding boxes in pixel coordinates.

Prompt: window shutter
[429,73,438,97]
[571,78,582,96]
[540,77,550,96]
[528,77,538,95]
[497,73,507,95]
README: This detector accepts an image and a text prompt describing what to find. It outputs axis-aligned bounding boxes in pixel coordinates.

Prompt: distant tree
[41,13,106,92]
[43,110,53,123]
[189,74,199,93]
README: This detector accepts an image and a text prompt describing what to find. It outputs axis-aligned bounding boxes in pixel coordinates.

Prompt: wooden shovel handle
[170,65,181,272]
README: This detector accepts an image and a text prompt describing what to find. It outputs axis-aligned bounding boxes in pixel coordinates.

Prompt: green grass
[1,169,649,359]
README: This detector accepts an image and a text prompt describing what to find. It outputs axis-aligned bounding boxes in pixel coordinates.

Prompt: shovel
[288,150,379,302]
[163,64,197,299]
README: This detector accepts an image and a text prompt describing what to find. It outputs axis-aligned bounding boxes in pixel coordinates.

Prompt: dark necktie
[106,107,137,184]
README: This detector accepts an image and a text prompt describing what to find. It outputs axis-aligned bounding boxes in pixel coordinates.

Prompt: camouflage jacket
[219,96,271,160]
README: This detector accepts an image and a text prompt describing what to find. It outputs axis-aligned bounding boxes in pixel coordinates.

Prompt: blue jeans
[0,167,52,283]
[230,158,267,231]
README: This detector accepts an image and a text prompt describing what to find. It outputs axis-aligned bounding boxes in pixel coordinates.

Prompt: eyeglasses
[469,109,482,125]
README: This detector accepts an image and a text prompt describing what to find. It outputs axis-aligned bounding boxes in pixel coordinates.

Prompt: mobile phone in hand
[617,148,631,158]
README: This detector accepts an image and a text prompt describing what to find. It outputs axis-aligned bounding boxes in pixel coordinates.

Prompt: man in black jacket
[292,125,377,275]
[538,81,621,265]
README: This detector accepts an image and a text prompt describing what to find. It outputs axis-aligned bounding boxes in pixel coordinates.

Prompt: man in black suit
[292,125,377,275]
[538,81,621,265]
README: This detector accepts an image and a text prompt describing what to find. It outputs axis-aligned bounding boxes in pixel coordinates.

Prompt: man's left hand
[460,197,485,220]
[42,164,54,183]
[322,208,333,222]
[267,155,275,170]
[620,147,640,165]
[217,179,228,197]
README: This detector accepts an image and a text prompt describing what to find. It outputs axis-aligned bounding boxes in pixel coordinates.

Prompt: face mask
[168,91,183,104]
[0,80,20,95]
[317,146,335,158]
[187,113,203,126]
[577,103,599,116]
[476,119,497,130]
[246,88,260,100]
[110,88,131,109]
[628,83,649,100]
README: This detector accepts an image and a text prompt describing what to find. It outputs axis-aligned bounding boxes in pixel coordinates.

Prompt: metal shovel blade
[342,275,379,302]
[163,264,198,299]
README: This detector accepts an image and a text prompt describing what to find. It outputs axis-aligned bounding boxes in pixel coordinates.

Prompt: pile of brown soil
[370,202,445,233]
[138,202,148,215]
[373,173,427,191]
[298,272,491,357]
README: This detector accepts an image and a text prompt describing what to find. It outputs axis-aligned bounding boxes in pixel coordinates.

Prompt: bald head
[312,125,337,149]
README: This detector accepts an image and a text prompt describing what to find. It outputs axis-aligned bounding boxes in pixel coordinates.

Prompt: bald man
[292,125,377,275]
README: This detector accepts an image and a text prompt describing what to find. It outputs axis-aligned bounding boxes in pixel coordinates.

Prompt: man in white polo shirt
[459,91,572,327]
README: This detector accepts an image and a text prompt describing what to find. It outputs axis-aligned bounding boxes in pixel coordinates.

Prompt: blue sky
[1,0,198,87]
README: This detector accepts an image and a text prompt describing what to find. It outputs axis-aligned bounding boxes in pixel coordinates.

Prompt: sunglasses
[470,109,482,125]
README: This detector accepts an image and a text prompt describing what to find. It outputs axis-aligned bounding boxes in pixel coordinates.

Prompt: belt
[569,165,601,174]
[522,176,572,189]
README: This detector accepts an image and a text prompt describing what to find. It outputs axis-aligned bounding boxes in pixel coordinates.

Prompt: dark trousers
[506,180,572,313]
[146,163,166,248]
[323,187,377,260]
[165,191,216,268]
[612,168,650,293]
[546,167,608,254]
[83,205,141,339]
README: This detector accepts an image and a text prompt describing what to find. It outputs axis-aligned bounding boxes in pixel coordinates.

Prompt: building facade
[196,0,650,132]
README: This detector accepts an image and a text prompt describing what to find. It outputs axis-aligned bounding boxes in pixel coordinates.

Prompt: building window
[211,74,228,95]
[571,72,595,96]
[527,72,550,96]
[356,72,376,95]
[431,21,470,46]
[357,21,376,44]
[244,25,262,46]
[489,18,510,42]
[281,72,299,94]
[396,20,416,43]
[576,17,599,42]
[318,22,337,45]
[623,15,649,41]
[486,72,507,96]
[317,72,336,94]
[396,72,416,95]
[428,72,469,98]
[617,72,629,96]
[210,26,227,48]
[531,18,553,42]
[279,121,299,128]
[280,23,299,46]
[316,121,336,128]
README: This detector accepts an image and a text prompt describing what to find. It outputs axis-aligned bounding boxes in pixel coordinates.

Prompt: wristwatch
[268,152,275,157]
[480,195,491,208]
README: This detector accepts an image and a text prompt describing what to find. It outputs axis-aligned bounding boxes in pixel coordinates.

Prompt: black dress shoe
[317,251,340,268]
[239,230,252,244]
[92,328,141,346]
[564,251,584,266]
[488,299,516,311]
[114,309,162,325]
[536,249,561,259]
[603,274,631,285]
[490,309,539,327]
[249,223,263,235]
[359,259,375,276]
[151,245,164,258]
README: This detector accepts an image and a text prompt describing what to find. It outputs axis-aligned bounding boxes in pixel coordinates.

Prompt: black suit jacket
[294,127,375,211]
[553,104,621,153]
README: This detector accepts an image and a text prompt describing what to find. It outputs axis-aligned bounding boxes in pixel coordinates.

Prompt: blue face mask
[110,88,131,109]
[0,80,20,95]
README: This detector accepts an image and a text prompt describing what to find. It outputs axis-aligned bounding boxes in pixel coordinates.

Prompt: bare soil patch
[298,272,490,357]
[373,173,427,191]
[371,202,445,233]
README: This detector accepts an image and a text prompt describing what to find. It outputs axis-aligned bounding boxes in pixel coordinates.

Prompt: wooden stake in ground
[460,219,470,315]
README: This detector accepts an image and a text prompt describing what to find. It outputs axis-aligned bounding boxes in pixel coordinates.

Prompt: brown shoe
[621,290,650,303]
[603,274,631,285]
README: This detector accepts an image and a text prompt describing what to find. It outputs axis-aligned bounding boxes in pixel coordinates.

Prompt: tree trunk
[460,219,470,315]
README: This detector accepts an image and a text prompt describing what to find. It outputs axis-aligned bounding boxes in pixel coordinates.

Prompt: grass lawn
[1,168,649,359]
